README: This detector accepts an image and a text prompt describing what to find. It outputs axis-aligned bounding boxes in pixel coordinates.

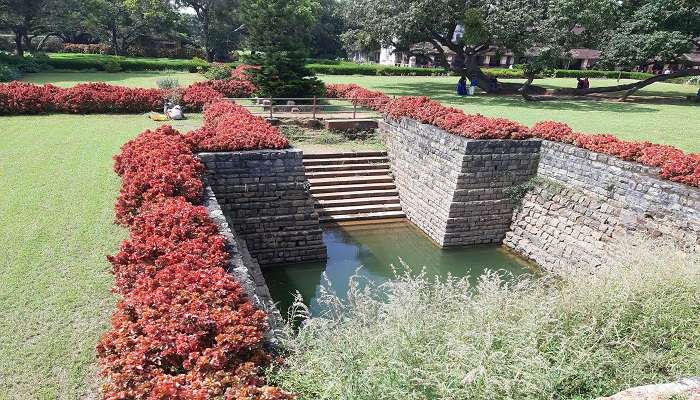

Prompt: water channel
[263,221,535,317]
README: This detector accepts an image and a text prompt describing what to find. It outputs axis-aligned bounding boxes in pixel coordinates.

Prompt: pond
[263,221,536,317]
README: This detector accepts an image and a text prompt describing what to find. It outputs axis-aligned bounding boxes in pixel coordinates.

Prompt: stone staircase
[303,151,406,223]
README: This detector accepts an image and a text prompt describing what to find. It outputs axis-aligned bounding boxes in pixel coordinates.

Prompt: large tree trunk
[519,75,536,101]
[554,69,700,98]
[15,30,24,58]
[462,52,546,95]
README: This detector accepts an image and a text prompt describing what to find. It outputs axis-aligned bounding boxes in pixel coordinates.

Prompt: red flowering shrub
[202,101,246,126]
[384,96,433,120]
[181,84,225,111]
[0,82,58,114]
[530,121,577,142]
[231,64,260,82]
[325,83,391,112]
[0,77,256,115]
[53,83,164,114]
[186,101,289,152]
[189,78,256,100]
[638,144,685,167]
[328,83,700,188]
[108,198,229,294]
[659,153,700,186]
[97,265,275,399]
[113,126,204,226]
[100,102,297,399]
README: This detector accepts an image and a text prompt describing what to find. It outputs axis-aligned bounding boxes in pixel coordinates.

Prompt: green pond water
[263,221,535,317]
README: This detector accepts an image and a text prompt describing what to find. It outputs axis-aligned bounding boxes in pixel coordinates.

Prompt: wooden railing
[223,97,387,119]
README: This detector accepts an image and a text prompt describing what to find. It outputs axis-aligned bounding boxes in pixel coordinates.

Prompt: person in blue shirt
[456,77,468,96]
[469,77,479,95]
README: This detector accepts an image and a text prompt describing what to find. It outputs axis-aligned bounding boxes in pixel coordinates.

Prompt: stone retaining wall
[201,186,280,319]
[380,117,541,247]
[381,117,700,271]
[504,141,700,271]
[199,149,326,266]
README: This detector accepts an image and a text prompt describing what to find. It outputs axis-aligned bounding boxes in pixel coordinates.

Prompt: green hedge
[307,60,654,80]
[307,61,445,76]
[46,53,209,72]
[39,53,655,80]
[550,69,652,80]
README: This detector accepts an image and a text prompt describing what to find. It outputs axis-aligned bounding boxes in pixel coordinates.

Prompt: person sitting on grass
[456,77,468,96]
[576,77,590,89]
[469,77,478,95]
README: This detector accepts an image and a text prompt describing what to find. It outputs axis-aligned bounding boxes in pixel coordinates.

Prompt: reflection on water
[263,222,534,317]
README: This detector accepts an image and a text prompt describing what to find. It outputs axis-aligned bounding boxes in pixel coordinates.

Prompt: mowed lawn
[0,114,201,399]
[22,71,205,88]
[321,75,700,152]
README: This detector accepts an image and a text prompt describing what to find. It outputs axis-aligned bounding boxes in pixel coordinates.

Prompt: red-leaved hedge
[99,104,292,399]
[0,68,257,115]
[326,83,700,188]
[185,101,289,152]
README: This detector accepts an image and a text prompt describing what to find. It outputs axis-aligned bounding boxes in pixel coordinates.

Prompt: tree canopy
[241,0,324,97]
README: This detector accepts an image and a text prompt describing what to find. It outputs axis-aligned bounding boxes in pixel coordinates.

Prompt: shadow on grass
[372,81,692,114]
[23,71,187,86]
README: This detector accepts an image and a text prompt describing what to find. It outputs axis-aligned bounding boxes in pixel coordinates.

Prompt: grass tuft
[270,238,700,400]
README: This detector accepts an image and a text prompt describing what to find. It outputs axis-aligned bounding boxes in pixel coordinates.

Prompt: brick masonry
[380,117,541,247]
[199,149,327,266]
[381,117,700,271]
[504,141,700,271]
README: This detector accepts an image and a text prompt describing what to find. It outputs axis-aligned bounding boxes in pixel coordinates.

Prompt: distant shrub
[0,64,21,82]
[46,54,209,72]
[203,63,233,80]
[61,43,111,55]
[270,239,700,400]
[306,60,654,80]
[155,77,179,90]
[102,60,122,73]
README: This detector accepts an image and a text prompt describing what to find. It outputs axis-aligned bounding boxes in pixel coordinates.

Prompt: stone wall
[199,149,326,266]
[380,117,700,272]
[380,117,541,247]
[505,141,700,271]
[201,186,280,317]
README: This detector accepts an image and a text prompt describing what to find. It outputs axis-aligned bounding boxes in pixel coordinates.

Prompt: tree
[241,0,324,98]
[309,0,346,59]
[550,0,700,99]
[85,0,176,55]
[175,0,245,61]
[33,0,100,50]
[0,0,50,57]
[341,0,549,94]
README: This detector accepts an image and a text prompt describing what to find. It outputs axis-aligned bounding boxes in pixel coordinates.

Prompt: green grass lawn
[321,75,700,153]
[0,114,201,399]
[22,71,205,88]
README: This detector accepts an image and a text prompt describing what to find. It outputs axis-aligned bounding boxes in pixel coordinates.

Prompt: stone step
[304,163,391,173]
[308,176,394,187]
[319,210,406,223]
[316,196,400,208]
[319,203,403,216]
[306,169,392,179]
[324,119,379,131]
[303,156,388,166]
[303,151,387,159]
[311,189,399,200]
[309,182,397,194]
